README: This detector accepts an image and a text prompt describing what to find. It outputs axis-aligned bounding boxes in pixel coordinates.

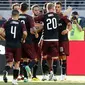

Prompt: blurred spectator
[11,3,20,12]
[69,11,85,40]
[0,15,6,27]
[0,15,6,40]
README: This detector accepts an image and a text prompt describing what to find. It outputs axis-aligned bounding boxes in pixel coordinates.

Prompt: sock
[13,69,19,79]
[53,59,58,75]
[62,60,66,75]
[23,67,28,78]
[42,58,49,74]
[20,61,24,76]
[4,65,11,72]
[23,62,28,78]
[33,61,38,78]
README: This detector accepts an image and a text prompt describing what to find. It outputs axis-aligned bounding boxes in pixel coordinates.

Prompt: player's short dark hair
[56,1,62,6]
[20,3,28,12]
[31,4,40,10]
[12,10,19,16]
[47,3,54,10]
[72,11,78,15]
[12,3,20,10]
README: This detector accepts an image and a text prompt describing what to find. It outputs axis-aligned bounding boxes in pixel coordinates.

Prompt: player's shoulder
[5,19,12,25]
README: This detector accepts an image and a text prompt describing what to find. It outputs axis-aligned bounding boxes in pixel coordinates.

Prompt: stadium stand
[0,0,85,10]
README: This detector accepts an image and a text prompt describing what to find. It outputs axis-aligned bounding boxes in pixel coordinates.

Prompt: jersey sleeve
[61,16,71,24]
[21,23,27,32]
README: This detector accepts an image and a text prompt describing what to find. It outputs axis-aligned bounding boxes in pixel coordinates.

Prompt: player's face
[33,7,40,16]
[14,6,20,11]
[55,4,62,14]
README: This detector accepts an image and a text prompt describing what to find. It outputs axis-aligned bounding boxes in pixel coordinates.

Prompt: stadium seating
[0,0,85,10]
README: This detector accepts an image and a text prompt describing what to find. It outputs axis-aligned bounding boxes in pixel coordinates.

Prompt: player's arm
[66,22,72,31]
[29,16,39,38]
[34,15,44,34]
[22,24,27,43]
[61,16,72,35]
[30,27,39,38]
[35,22,44,33]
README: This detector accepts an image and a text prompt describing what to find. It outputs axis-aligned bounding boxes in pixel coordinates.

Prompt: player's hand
[21,38,25,43]
[61,30,68,35]
[22,39,26,43]
[35,33,39,38]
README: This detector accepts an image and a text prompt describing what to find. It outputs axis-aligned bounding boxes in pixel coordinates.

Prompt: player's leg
[42,56,49,81]
[41,41,50,81]
[32,43,40,81]
[48,41,59,81]
[17,58,24,81]
[3,48,13,83]
[23,59,29,82]
[21,43,32,82]
[12,61,20,85]
[17,44,28,82]
[12,48,21,85]
[3,62,13,83]
[32,59,39,81]
[52,57,59,81]
[22,43,39,81]
[59,41,69,80]
[59,56,67,80]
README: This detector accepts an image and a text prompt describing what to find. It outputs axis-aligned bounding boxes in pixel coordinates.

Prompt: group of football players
[0,2,72,85]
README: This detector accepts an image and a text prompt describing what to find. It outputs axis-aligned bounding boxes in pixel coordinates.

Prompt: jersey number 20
[46,18,57,30]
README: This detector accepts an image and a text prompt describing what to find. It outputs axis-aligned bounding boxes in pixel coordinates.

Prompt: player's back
[19,14,33,44]
[19,14,32,34]
[4,19,23,48]
[43,12,60,40]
